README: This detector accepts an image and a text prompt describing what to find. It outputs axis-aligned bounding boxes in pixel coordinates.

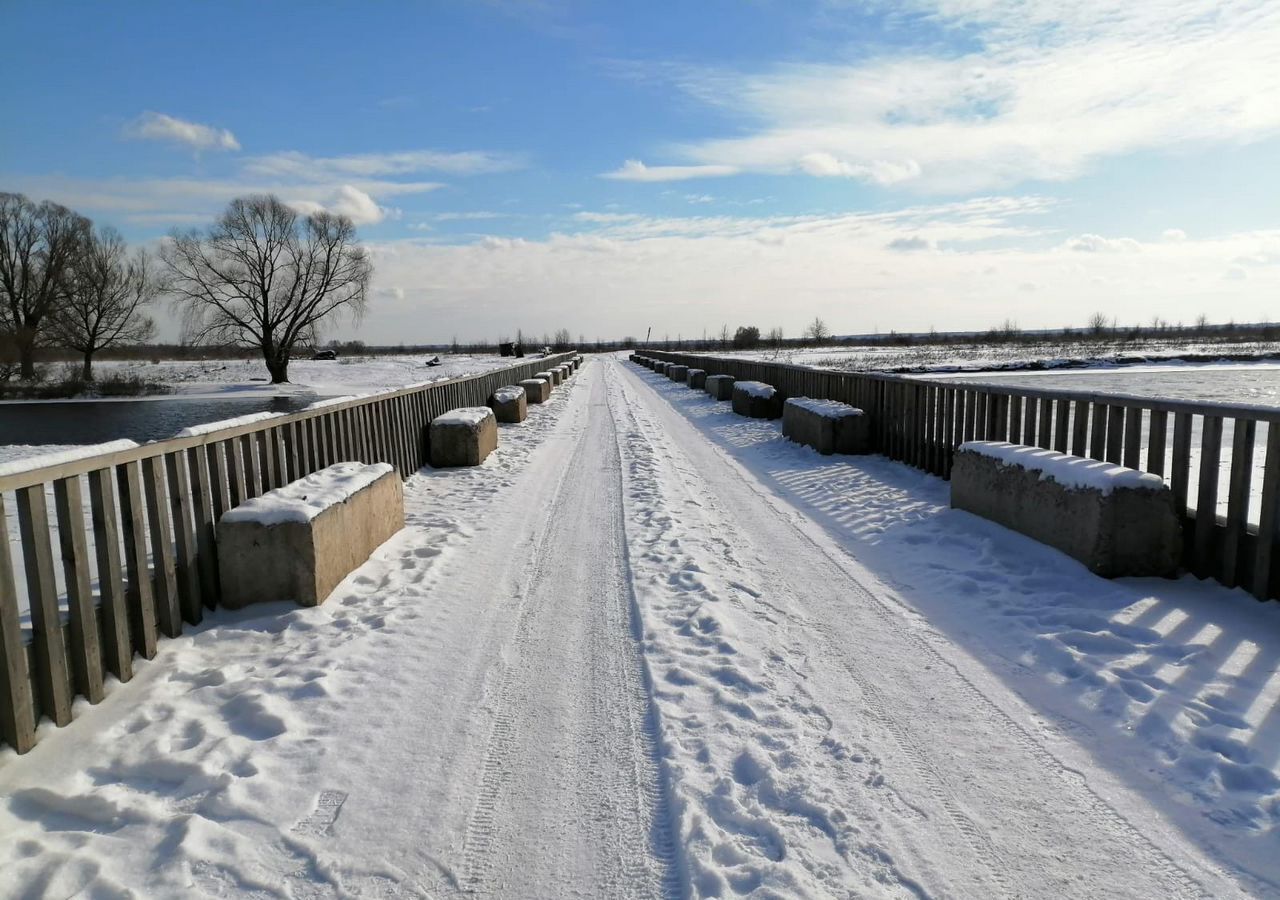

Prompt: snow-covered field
[90,352,534,400]
[0,356,1276,897]
[725,337,1280,374]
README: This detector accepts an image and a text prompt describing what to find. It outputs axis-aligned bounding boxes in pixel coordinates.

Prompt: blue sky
[3,0,1278,343]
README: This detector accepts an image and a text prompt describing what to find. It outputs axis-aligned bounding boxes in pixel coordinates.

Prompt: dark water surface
[0,395,324,445]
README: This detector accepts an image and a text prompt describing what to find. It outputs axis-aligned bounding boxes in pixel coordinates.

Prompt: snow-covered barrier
[534,370,556,389]
[217,462,404,609]
[732,381,784,419]
[520,377,550,403]
[429,407,499,468]
[488,385,528,423]
[687,368,707,389]
[667,364,689,383]
[783,397,869,455]
[706,374,736,400]
[951,441,1182,578]
[656,362,669,375]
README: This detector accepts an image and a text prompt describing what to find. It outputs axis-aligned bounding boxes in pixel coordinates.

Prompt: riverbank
[0,373,172,401]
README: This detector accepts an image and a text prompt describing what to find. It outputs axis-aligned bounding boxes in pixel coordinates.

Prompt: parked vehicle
[311,349,337,361]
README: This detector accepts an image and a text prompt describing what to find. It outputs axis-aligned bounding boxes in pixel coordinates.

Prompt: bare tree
[51,226,156,380]
[1087,311,1109,336]
[803,316,831,344]
[0,192,90,379]
[718,324,730,349]
[162,195,372,383]
[552,327,572,351]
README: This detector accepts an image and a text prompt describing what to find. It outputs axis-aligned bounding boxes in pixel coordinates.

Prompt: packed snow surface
[0,354,1275,898]
[961,440,1169,494]
[173,411,287,438]
[734,380,776,398]
[432,407,494,428]
[220,462,395,526]
[786,396,864,418]
[0,439,138,478]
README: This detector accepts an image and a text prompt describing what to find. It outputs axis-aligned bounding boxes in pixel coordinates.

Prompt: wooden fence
[0,353,576,753]
[642,351,1279,604]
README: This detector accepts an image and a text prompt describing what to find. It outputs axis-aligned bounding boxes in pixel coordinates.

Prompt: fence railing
[0,353,576,753]
[642,351,1279,604]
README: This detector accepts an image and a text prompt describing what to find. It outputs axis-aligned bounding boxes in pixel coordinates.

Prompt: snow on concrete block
[534,371,556,390]
[951,441,1182,578]
[783,397,869,455]
[520,378,551,403]
[706,374,736,400]
[429,407,499,468]
[667,364,689,382]
[217,462,404,609]
[488,385,528,423]
[687,368,707,390]
[732,381,783,419]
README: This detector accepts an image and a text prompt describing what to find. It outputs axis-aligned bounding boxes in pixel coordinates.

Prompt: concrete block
[534,370,556,389]
[430,407,498,467]
[488,385,528,423]
[687,369,707,390]
[655,362,669,375]
[732,381,783,419]
[217,462,403,609]
[951,442,1182,578]
[783,397,869,455]
[520,378,550,403]
[706,374,736,400]
[667,364,689,382]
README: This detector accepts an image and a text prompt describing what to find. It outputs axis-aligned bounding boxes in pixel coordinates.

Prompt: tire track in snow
[458,365,678,897]
[613,358,1222,899]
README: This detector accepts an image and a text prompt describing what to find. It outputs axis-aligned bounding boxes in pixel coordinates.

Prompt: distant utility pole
[645,326,652,346]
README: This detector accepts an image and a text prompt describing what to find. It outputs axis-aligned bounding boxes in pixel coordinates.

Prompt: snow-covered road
[0,355,1274,898]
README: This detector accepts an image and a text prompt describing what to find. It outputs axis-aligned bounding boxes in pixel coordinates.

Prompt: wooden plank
[259,429,279,491]
[188,448,219,610]
[207,443,231,521]
[1072,401,1089,457]
[15,485,74,726]
[1123,407,1142,470]
[1193,415,1224,579]
[1037,398,1053,450]
[1171,413,1193,518]
[1254,424,1279,600]
[1147,410,1168,477]
[242,434,263,499]
[165,451,202,625]
[116,463,157,658]
[228,436,248,508]
[1008,396,1023,444]
[1051,400,1068,453]
[1221,419,1255,588]
[142,456,181,638]
[1089,403,1108,460]
[87,468,132,680]
[1023,397,1038,445]
[1105,405,1124,463]
[0,493,37,752]
[53,476,104,703]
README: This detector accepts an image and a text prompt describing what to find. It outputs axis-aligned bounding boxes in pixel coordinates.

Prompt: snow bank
[433,407,494,428]
[734,380,776,398]
[785,397,863,418]
[959,441,1166,494]
[0,439,139,477]
[174,411,286,438]
[220,462,395,525]
[302,395,360,411]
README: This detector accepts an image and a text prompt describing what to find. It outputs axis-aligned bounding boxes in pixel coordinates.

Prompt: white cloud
[1163,228,1188,241]
[886,235,933,251]
[123,112,240,153]
[244,149,523,179]
[620,1,1280,191]
[290,185,390,226]
[600,159,740,182]
[1063,233,1142,252]
[362,208,1280,342]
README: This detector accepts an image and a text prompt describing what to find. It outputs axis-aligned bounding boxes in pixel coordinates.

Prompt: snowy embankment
[92,352,523,399]
[0,355,1274,898]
